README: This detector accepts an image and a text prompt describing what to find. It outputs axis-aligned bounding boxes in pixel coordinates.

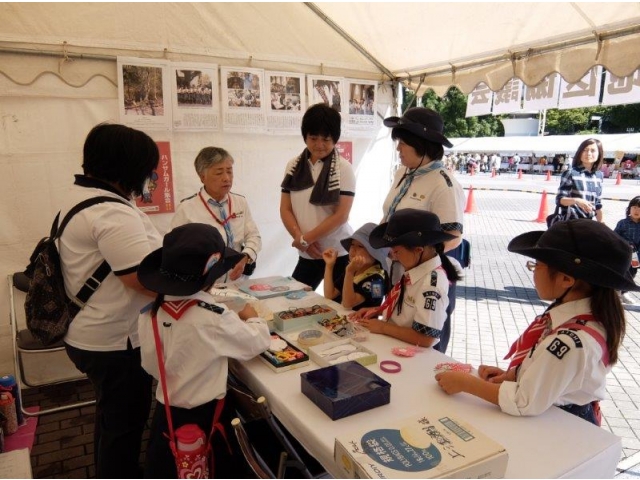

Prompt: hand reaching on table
[348,306,379,321]
[478,365,515,383]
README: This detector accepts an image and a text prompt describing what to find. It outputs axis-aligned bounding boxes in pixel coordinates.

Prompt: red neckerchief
[161,299,199,320]
[198,192,236,226]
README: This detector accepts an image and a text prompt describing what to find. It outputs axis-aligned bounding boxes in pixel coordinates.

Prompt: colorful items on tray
[433,362,473,374]
[278,304,332,320]
[258,333,310,372]
[317,315,369,341]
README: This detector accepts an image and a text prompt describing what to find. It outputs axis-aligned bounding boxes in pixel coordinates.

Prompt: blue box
[300,361,391,420]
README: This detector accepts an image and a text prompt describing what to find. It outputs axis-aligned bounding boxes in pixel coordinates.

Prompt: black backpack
[24,196,129,345]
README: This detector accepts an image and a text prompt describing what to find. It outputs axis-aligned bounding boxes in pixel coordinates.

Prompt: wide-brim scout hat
[369,209,456,249]
[138,223,244,296]
[340,223,390,268]
[383,107,453,148]
[508,219,640,292]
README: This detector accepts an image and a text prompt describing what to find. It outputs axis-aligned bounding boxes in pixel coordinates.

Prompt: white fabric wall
[0,59,396,375]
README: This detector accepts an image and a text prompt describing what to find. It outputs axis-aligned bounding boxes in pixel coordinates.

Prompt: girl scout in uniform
[436,219,637,425]
[352,209,461,348]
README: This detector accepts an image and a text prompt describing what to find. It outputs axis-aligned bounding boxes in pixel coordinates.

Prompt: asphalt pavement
[446,169,640,476]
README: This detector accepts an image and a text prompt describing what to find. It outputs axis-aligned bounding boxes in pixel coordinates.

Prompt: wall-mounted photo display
[265,71,306,134]
[307,75,345,114]
[345,80,377,133]
[220,66,266,132]
[171,62,220,131]
[117,57,172,130]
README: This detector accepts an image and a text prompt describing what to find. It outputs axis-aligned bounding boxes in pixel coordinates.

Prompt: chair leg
[231,418,275,479]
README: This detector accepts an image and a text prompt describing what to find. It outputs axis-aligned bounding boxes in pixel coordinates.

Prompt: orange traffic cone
[545,170,551,181]
[464,186,478,214]
[491,167,496,178]
[535,190,549,223]
[517,169,523,180]
[616,171,622,185]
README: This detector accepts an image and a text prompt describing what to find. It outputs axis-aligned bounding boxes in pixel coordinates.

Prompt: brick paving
[16,171,640,477]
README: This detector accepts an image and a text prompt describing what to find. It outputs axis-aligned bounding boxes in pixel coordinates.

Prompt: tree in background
[403,85,640,137]
[402,86,504,138]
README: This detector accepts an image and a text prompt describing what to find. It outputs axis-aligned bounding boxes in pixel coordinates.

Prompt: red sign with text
[336,141,353,164]
[135,141,175,214]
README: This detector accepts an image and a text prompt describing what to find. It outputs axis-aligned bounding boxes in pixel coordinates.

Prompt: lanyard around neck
[198,191,236,226]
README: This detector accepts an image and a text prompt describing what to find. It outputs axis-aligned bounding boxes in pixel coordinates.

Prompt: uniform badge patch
[547,338,571,360]
[422,291,439,311]
[558,329,583,348]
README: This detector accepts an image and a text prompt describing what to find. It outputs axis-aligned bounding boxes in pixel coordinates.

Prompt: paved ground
[19,169,640,477]
[449,169,640,477]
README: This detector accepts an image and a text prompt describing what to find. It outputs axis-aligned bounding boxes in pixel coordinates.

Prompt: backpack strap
[552,314,609,367]
[54,196,131,307]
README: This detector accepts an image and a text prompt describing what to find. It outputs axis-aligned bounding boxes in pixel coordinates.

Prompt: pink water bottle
[174,424,209,478]
[175,424,206,452]
[0,392,18,436]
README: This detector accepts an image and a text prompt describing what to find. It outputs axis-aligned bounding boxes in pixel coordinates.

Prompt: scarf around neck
[384,160,443,221]
[280,148,341,206]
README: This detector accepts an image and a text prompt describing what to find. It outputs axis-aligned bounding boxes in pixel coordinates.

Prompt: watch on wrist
[299,235,309,248]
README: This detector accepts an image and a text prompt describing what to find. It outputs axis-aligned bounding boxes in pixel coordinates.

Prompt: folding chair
[8,272,95,417]
[227,372,323,479]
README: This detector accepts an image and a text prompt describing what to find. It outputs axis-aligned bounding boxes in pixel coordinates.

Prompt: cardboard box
[308,338,377,367]
[274,304,337,332]
[334,409,508,478]
[258,333,310,373]
[300,361,390,420]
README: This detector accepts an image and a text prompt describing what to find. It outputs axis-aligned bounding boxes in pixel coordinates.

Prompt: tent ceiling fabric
[1,2,640,95]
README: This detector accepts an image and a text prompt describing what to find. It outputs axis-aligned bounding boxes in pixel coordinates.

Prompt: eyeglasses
[526,260,537,272]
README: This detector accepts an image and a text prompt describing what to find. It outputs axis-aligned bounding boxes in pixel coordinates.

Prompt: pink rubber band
[380,360,402,373]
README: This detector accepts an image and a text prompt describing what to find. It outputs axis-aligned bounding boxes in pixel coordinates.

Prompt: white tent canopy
[448,133,640,157]
[1,2,640,95]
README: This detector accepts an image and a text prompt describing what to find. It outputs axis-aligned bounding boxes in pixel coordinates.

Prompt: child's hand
[478,365,508,383]
[346,255,366,273]
[349,307,379,321]
[355,317,386,334]
[238,304,259,320]
[435,371,472,395]
[322,248,338,266]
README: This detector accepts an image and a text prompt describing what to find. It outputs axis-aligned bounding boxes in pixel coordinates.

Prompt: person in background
[554,138,604,223]
[322,223,389,310]
[351,209,462,349]
[60,123,162,478]
[436,220,635,426]
[614,196,640,305]
[280,103,355,290]
[138,223,270,478]
[171,147,261,282]
[379,107,465,354]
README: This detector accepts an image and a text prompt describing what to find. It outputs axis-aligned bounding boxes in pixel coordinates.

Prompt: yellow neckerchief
[353,264,385,284]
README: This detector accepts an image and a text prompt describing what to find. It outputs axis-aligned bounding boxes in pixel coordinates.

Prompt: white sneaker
[621,293,637,305]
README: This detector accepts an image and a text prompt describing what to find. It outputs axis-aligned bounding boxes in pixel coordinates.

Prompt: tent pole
[304,2,395,81]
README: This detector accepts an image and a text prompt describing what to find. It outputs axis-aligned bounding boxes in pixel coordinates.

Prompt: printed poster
[117,57,172,130]
[265,71,305,134]
[171,62,220,130]
[523,73,561,111]
[465,83,493,117]
[557,66,602,110]
[220,66,266,132]
[136,141,175,214]
[602,68,640,107]
[307,75,345,113]
[336,141,353,164]
[345,80,377,131]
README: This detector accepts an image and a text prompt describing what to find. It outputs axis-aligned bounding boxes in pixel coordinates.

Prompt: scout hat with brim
[369,209,456,249]
[508,218,640,292]
[383,107,453,148]
[340,223,390,268]
[138,223,244,296]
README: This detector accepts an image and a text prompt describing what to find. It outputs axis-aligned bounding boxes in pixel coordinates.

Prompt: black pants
[559,402,598,426]
[144,397,248,479]
[292,255,349,291]
[65,342,152,479]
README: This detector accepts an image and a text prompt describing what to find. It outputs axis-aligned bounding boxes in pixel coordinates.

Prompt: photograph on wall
[135,141,175,214]
[345,80,377,132]
[220,66,266,132]
[307,75,344,113]
[266,71,306,134]
[117,57,171,130]
[171,62,220,130]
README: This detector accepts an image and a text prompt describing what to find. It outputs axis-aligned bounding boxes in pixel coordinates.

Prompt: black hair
[82,123,159,197]
[301,103,341,143]
[391,128,444,161]
[626,196,640,216]
[434,243,463,283]
[571,138,603,171]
